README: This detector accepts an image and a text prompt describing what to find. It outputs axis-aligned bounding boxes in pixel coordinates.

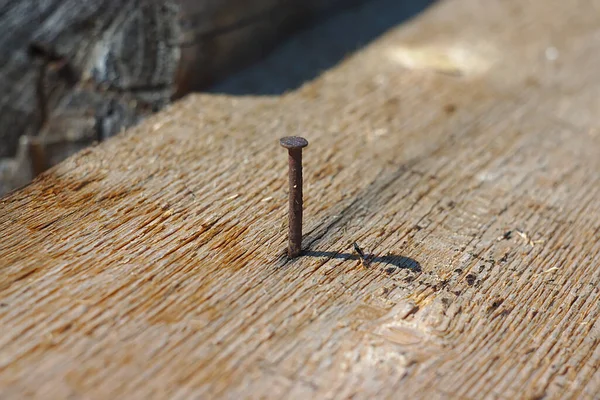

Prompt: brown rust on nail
[279,136,308,258]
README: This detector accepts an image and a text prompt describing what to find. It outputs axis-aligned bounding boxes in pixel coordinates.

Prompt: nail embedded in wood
[279,136,309,258]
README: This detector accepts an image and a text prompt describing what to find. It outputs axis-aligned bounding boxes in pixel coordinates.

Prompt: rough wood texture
[2,0,600,398]
[0,0,363,195]
[0,0,181,158]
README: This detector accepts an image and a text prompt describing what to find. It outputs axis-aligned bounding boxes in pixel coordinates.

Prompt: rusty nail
[279,136,309,258]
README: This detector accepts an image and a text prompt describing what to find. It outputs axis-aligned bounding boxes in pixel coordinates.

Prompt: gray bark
[0,0,364,195]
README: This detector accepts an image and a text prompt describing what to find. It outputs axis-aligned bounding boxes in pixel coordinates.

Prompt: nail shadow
[302,250,421,273]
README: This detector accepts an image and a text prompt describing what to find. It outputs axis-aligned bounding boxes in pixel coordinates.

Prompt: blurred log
[0,0,364,195]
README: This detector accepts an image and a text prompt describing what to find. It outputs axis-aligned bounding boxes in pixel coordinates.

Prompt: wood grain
[1,0,600,398]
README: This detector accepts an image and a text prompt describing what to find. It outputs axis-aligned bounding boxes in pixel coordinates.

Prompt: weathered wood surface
[0,0,363,195]
[2,0,600,398]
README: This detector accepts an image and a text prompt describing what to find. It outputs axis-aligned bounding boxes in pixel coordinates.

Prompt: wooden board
[1,0,600,398]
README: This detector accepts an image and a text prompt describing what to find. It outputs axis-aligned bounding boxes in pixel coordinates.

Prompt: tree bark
[0,0,364,195]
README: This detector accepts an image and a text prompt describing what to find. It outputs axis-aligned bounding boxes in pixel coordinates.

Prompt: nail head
[279,136,308,149]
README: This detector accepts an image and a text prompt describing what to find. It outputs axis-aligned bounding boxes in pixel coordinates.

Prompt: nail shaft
[280,136,309,258]
[287,147,302,257]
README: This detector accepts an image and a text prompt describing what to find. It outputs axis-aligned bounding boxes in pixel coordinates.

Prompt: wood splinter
[353,242,373,268]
